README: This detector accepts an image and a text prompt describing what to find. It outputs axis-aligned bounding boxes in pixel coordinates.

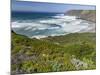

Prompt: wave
[12,14,95,39]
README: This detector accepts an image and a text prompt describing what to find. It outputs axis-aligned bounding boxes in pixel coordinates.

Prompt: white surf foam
[12,14,94,39]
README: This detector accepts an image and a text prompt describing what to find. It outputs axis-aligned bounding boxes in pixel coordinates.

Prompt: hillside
[66,10,96,22]
[11,31,96,74]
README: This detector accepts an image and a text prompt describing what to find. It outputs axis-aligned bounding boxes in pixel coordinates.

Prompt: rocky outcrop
[65,10,96,22]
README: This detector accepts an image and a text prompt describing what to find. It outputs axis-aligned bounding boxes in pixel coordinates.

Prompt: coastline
[65,10,96,23]
[65,10,96,33]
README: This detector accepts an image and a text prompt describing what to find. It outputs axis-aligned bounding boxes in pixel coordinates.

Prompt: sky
[12,0,96,13]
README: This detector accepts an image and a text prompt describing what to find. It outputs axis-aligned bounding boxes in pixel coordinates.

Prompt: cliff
[66,10,96,22]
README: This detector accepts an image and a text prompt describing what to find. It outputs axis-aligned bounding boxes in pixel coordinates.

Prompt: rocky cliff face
[65,10,96,22]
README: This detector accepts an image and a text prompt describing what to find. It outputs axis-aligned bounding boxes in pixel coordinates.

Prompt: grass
[11,32,96,74]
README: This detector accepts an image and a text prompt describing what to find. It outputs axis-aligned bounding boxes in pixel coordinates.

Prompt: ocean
[11,12,94,39]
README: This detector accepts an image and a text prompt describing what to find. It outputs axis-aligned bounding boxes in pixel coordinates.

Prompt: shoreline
[12,10,96,39]
[66,10,96,23]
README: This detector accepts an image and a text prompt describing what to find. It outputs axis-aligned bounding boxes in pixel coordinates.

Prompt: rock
[71,58,88,70]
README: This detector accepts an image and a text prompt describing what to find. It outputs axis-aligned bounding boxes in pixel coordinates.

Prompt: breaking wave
[12,14,94,39]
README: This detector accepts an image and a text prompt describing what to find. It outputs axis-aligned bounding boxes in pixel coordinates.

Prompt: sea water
[11,12,94,39]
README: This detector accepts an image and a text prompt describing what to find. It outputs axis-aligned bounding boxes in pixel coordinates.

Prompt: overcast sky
[12,0,96,13]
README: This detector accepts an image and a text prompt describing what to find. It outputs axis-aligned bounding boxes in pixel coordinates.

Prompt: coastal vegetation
[11,31,96,74]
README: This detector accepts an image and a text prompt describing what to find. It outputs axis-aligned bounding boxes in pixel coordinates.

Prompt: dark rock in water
[11,30,14,33]
[76,16,81,19]
[11,30,16,34]
[50,24,62,28]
